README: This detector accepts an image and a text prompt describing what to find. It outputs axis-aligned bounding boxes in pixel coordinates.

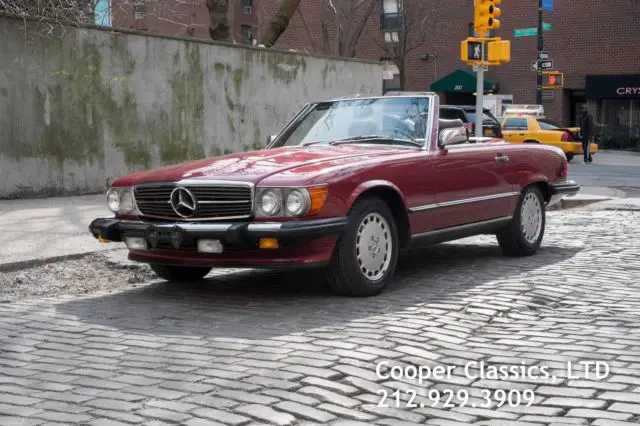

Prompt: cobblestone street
[1,206,640,425]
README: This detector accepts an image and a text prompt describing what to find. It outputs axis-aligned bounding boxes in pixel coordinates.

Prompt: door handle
[495,155,510,162]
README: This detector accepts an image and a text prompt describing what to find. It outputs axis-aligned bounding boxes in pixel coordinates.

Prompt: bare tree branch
[344,0,376,57]
[259,0,302,47]
[296,6,317,53]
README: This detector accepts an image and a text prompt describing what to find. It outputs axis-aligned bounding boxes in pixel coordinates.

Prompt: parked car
[440,105,503,138]
[90,92,579,297]
[500,114,599,162]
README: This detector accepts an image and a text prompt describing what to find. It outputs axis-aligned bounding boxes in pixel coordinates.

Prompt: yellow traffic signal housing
[487,39,510,64]
[489,0,502,31]
[474,0,501,35]
[543,71,564,89]
[461,37,484,64]
[474,0,492,36]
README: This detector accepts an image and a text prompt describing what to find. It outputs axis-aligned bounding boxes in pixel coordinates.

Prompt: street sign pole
[475,41,484,137]
[536,0,544,105]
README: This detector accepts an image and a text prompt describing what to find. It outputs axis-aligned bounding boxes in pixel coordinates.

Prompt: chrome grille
[133,182,253,221]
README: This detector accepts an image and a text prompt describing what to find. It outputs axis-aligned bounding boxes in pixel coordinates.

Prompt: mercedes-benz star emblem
[170,187,197,218]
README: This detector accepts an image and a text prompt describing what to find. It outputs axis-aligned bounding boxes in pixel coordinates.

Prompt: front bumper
[550,180,580,197]
[88,217,347,267]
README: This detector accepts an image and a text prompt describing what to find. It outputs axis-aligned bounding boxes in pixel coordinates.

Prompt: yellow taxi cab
[500,114,598,161]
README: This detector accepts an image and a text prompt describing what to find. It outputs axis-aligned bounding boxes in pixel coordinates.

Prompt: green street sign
[514,28,537,37]
[514,23,552,37]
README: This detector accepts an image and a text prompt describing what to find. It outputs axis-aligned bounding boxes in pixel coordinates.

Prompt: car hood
[113,145,402,186]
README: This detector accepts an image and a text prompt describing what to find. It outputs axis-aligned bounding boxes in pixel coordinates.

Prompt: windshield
[273,97,430,147]
[466,111,498,124]
[537,118,565,130]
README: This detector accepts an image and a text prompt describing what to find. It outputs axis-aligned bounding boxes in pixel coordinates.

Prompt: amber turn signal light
[308,186,328,216]
[259,238,279,249]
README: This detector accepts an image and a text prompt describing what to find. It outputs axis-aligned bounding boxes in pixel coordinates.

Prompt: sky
[94,0,111,26]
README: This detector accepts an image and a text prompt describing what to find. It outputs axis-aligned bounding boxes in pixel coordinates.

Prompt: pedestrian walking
[579,105,594,163]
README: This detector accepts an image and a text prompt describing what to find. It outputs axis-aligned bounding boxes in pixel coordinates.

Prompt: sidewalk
[0,194,116,271]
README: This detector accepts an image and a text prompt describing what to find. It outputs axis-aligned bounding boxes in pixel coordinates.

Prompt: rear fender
[519,174,548,192]
[519,175,552,203]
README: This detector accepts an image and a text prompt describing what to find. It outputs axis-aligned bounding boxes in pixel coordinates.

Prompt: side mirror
[266,134,277,145]
[438,118,469,148]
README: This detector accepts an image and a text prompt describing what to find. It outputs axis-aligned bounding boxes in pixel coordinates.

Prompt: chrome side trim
[409,192,520,213]
[247,223,283,231]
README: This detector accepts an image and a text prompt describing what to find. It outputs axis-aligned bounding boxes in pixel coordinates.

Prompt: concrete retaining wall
[0,15,382,198]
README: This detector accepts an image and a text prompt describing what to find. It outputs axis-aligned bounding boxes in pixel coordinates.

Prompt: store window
[600,99,640,136]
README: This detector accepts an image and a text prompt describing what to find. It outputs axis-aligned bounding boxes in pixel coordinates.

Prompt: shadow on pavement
[55,239,581,340]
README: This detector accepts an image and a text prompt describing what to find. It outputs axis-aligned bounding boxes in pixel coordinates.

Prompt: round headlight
[107,189,121,213]
[285,189,309,216]
[120,189,134,213]
[260,190,282,216]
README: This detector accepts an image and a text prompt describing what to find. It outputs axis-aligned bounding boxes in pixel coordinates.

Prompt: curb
[0,248,120,273]
[547,197,612,211]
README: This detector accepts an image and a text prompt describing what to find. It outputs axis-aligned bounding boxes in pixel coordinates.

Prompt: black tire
[566,154,574,162]
[150,264,212,282]
[523,139,540,144]
[496,186,546,257]
[326,196,399,297]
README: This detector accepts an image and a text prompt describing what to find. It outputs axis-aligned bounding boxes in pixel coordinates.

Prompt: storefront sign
[586,74,640,99]
[616,87,640,96]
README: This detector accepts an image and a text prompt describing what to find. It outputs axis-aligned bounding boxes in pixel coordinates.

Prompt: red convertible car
[90,92,579,296]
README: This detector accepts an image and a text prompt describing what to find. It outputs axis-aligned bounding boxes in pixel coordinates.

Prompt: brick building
[111,0,640,132]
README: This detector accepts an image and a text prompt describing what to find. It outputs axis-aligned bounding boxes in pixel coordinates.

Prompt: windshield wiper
[329,135,422,147]
[299,140,325,146]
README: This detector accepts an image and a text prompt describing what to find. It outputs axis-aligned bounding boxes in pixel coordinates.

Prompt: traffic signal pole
[536,0,543,105]
[463,0,509,137]
[475,43,485,138]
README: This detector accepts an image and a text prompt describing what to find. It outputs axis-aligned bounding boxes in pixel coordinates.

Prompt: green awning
[430,68,498,93]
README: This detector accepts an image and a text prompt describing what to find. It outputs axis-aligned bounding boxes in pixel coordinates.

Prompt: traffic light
[487,39,510,64]
[474,0,501,36]
[543,71,564,88]
[474,0,491,36]
[461,38,484,63]
[489,0,502,31]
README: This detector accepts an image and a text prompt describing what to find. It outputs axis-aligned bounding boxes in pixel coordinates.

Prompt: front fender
[347,180,408,210]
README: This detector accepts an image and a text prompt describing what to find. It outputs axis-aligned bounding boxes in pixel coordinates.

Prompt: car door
[427,142,515,230]
[501,117,528,143]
